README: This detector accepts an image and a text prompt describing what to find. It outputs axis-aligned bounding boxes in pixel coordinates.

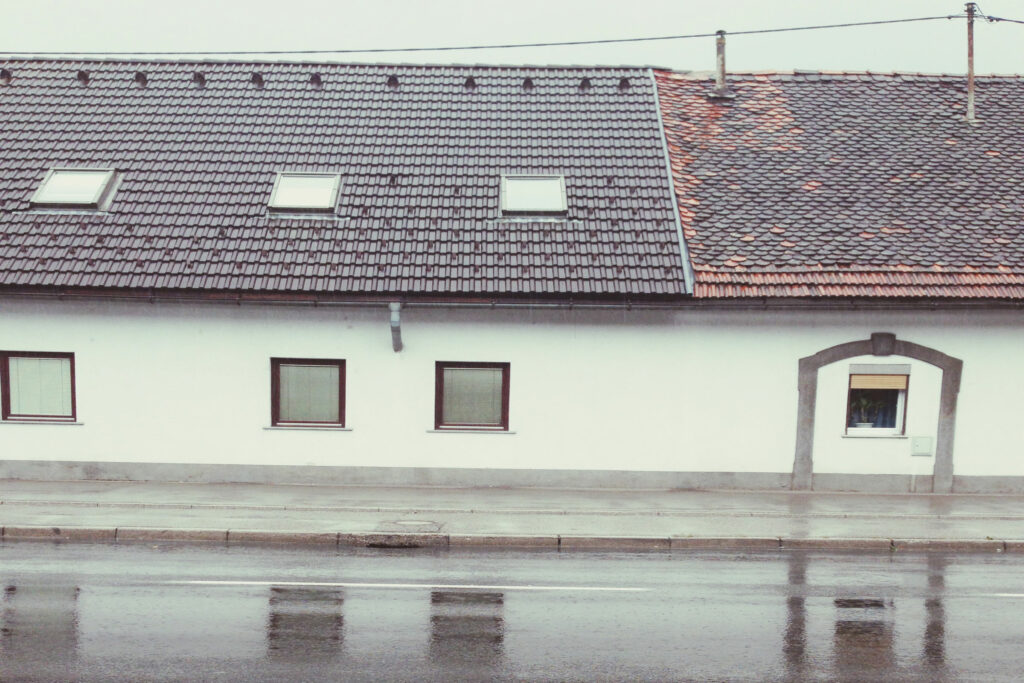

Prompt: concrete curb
[117,527,228,542]
[670,537,781,550]
[7,499,1024,521]
[1,526,1022,553]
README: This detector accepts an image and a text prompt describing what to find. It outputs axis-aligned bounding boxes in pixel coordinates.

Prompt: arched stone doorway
[792,333,963,493]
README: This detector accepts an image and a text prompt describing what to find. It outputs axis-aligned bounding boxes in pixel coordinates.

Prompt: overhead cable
[0,15,964,57]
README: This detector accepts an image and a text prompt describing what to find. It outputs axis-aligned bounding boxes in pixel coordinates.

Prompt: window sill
[842,433,908,440]
[1,419,83,426]
[264,425,352,432]
[427,429,516,435]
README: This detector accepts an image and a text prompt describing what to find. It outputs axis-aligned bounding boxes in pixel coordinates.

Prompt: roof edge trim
[4,288,1024,312]
[649,67,694,294]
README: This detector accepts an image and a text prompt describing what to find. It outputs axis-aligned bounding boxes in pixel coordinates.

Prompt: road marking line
[170,580,649,592]
[989,593,1024,598]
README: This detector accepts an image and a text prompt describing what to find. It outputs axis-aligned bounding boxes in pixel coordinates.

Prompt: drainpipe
[389,302,403,352]
[708,30,735,100]
[966,2,976,122]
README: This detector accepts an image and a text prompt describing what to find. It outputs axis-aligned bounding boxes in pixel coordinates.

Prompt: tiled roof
[655,70,1024,299]
[0,59,687,300]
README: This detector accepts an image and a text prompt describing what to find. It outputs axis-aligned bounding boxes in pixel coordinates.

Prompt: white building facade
[3,296,1020,492]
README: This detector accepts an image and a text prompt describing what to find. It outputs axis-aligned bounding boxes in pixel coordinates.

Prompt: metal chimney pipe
[715,30,727,92]
[966,2,976,122]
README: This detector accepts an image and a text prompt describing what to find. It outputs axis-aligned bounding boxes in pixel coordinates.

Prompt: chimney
[708,30,734,100]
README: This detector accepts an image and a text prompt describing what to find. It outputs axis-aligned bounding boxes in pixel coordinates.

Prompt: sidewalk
[2,479,1023,552]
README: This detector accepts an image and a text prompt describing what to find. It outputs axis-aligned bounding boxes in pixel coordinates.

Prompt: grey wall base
[2,460,1024,493]
[0,460,790,490]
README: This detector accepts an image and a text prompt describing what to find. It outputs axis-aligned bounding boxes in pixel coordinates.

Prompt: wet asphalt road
[0,543,1022,682]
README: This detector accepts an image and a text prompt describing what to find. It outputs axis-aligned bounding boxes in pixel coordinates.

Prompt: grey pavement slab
[2,478,1024,550]
[3,480,1023,517]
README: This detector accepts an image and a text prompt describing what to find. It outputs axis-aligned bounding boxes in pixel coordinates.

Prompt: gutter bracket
[389,302,403,352]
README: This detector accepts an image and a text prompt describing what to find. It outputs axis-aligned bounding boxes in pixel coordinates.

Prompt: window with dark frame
[0,351,76,422]
[846,373,908,434]
[434,361,510,430]
[270,358,345,427]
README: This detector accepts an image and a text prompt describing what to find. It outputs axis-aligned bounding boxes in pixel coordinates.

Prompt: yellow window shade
[850,374,908,390]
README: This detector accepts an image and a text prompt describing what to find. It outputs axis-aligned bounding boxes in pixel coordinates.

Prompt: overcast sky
[1,0,1021,74]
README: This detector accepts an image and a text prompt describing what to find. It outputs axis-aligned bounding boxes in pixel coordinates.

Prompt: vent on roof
[134,72,148,88]
[251,72,265,89]
[309,73,323,89]
[192,72,206,88]
[386,74,399,89]
[464,76,477,91]
[522,77,534,91]
[579,77,592,92]
[388,174,399,187]
[618,77,630,91]
[0,69,10,86]
[76,70,89,86]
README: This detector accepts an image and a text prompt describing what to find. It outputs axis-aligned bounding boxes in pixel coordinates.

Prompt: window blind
[850,374,908,390]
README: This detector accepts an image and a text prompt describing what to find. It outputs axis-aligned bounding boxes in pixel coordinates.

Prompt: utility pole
[966,2,976,122]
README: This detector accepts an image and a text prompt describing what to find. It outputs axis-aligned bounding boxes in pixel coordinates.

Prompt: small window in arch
[846,364,910,435]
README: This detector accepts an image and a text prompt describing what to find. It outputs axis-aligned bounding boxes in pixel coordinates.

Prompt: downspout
[389,302,403,352]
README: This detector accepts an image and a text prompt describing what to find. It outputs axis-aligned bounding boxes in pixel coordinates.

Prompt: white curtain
[443,368,502,425]
[279,364,339,422]
[9,357,72,416]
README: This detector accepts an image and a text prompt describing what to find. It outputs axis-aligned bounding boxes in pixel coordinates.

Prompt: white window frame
[30,168,118,210]
[845,364,910,437]
[268,172,342,213]
[500,174,567,214]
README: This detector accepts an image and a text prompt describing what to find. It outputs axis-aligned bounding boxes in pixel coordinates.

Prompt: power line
[986,15,1024,25]
[1,14,963,57]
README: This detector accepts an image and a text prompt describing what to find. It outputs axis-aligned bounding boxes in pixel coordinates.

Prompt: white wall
[0,298,1022,479]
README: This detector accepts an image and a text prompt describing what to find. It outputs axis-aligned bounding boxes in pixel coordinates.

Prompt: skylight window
[500,175,567,214]
[268,173,341,213]
[30,169,117,209]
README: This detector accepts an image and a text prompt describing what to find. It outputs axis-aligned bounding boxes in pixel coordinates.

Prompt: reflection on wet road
[1,543,1023,681]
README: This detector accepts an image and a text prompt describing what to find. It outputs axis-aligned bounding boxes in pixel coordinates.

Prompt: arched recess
[792,333,963,493]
